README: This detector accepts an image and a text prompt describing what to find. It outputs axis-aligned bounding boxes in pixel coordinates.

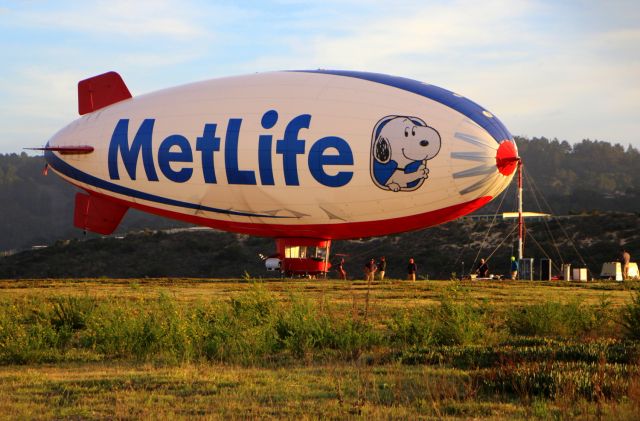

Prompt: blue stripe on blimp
[295,70,512,143]
[45,150,289,219]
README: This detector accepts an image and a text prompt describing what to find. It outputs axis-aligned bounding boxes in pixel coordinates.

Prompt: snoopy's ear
[374,136,391,163]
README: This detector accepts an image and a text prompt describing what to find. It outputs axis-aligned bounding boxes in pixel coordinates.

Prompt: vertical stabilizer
[74,193,128,234]
[78,71,132,115]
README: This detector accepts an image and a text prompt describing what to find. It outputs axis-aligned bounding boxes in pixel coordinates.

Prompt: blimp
[39,70,519,276]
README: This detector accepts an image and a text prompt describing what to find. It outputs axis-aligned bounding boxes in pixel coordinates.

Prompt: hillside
[1,212,637,279]
[0,153,188,252]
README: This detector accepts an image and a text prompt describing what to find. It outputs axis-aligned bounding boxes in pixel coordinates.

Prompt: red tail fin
[74,193,128,235]
[78,71,132,115]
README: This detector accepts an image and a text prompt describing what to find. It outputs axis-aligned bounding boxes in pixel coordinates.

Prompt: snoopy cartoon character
[370,116,442,192]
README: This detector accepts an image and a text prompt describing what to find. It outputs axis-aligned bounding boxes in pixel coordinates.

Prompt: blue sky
[1,0,638,153]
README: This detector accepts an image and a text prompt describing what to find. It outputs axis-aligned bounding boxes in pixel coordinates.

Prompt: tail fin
[74,192,128,235]
[78,71,132,115]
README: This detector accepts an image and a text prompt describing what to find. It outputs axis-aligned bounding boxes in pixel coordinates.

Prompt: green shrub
[620,291,640,340]
[0,299,63,363]
[274,304,327,358]
[387,288,493,349]
[327,317,380,359]
[274,295,370,358]
[433,291,489,346]
[81,293,194,362]
[387,308,436,348]
[506,299,607,338]
[50,296,97,347]
[198,293,279,364]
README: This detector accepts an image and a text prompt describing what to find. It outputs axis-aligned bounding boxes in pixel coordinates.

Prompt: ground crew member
[337,258,347,280]
[622,249,631,280]
[364,258,377,281]
[378,256,387,281]
[476,258,489,278]
[407,258,417,281]
[510,256,518,280]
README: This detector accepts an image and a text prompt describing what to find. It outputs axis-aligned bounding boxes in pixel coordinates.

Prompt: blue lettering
[225,118,257,185]
[108,119,158,181]
[158,134,193,183]
[107,112,356,188]
[258,110,278,185]
[196,123,220,183]
[276,114,310,186]
[308,136,354,187]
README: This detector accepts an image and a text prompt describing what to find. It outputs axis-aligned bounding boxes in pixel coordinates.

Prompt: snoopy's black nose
[420,140,429,147]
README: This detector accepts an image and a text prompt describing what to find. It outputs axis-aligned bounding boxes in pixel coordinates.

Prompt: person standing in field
[407,258,417,281]
[364,258,377,281]
[621,249,631,280]
[510,256,519,280]
[378,256,387,281]
[337,258,347,280]
[476,258,489,278]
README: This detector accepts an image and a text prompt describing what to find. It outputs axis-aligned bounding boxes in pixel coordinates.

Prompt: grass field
[1,278,640,419]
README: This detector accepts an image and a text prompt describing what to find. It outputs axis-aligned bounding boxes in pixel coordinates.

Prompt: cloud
[8,0,211,39]
[0,68,79,119]
[242,0,543,82]
[242,0,640,145]
[0,66,89,151]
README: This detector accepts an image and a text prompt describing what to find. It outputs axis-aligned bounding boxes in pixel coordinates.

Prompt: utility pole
[517,159,524,260]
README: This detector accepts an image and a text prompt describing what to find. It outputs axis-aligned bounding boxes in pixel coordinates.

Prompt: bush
[0,298,65,363]
[274,294,378,359]
[506,299,608,338]
[386,288,494,349]
[433,290,491,346]
[621,291,640,340]
[198,289,279,364]
[50,296,96,347]
[434,300,479,346]
[387,308,436,348]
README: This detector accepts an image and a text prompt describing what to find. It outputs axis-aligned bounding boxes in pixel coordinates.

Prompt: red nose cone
[496,141,519,176]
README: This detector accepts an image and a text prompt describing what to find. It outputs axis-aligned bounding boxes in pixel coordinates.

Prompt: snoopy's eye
[412,128,416,136]
[404,128,409,137]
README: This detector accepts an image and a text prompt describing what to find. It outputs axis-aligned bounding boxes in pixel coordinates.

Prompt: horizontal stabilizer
[78,71,132,115]
[74,193,128,235]
[26,145,94,155]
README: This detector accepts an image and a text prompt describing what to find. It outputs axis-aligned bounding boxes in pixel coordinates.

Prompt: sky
[0,0,638,153]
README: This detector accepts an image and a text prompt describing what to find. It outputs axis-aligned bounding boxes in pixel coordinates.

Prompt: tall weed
[51,296,96,347]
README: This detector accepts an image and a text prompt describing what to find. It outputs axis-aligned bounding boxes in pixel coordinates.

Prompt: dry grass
[0,362,527,420]
[1,278,636,317]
